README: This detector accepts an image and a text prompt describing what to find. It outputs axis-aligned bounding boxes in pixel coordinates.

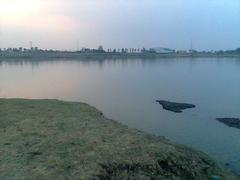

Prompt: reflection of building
[149,47,175,54]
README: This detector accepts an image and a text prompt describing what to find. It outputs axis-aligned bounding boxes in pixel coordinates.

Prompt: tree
[236,48,240,54]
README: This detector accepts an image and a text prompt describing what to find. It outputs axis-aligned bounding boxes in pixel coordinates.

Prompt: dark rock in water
[156,100,196,113]
[225,163,230,167]
[216,118,240,129]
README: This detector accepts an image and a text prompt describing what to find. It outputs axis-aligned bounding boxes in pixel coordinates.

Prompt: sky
[0,0,239,51]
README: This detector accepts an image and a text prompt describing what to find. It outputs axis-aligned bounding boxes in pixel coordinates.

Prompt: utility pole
[77,40,79,51]
[190,39,194,56]
[30,41,33,50]
[0,13,2,49]
[190,39,193,52]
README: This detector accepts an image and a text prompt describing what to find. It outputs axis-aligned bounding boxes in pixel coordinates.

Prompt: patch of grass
[0,99,236,179]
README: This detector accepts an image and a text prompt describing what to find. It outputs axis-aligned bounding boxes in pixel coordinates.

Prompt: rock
[216,118,240,129]
[156,100,196,113]
[225,163,230,167]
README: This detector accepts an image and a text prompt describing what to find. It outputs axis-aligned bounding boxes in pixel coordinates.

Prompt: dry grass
[0,99,236,179]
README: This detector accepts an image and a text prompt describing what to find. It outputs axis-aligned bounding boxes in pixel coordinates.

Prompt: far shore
[1,52,240,60]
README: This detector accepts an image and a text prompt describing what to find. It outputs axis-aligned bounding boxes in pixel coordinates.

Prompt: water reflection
[0,57,180,69]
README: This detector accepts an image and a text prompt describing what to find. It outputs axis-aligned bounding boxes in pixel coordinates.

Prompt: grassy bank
[0,99,236,179]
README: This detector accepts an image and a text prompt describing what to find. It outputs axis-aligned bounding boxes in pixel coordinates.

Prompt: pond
[0,57,240,174]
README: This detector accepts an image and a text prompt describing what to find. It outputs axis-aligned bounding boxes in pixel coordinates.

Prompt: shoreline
[0,98,237,179]
[0,52,240,60]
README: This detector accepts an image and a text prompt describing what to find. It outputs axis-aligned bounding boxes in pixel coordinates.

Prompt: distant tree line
[217,48,240,55]
[1,46,240,58]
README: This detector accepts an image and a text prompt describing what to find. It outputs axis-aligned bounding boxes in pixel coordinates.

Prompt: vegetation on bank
[0,99,237,179]
[0,47,240,59]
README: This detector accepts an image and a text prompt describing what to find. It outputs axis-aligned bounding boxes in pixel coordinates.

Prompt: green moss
[0,99,236,179]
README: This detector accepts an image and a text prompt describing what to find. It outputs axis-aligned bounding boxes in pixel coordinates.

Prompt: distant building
[98,45,104,51]
[149,47,175,54]
[176,50,188,54]
[81,47,91,53]
[189,49,198,54]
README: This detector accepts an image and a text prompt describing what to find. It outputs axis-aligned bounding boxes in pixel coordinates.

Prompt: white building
[150,47,175,54]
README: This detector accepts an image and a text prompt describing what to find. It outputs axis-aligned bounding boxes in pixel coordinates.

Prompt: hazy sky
[0,0,239,50]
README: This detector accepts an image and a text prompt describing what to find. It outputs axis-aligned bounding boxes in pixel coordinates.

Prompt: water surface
[0,57,240,173]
